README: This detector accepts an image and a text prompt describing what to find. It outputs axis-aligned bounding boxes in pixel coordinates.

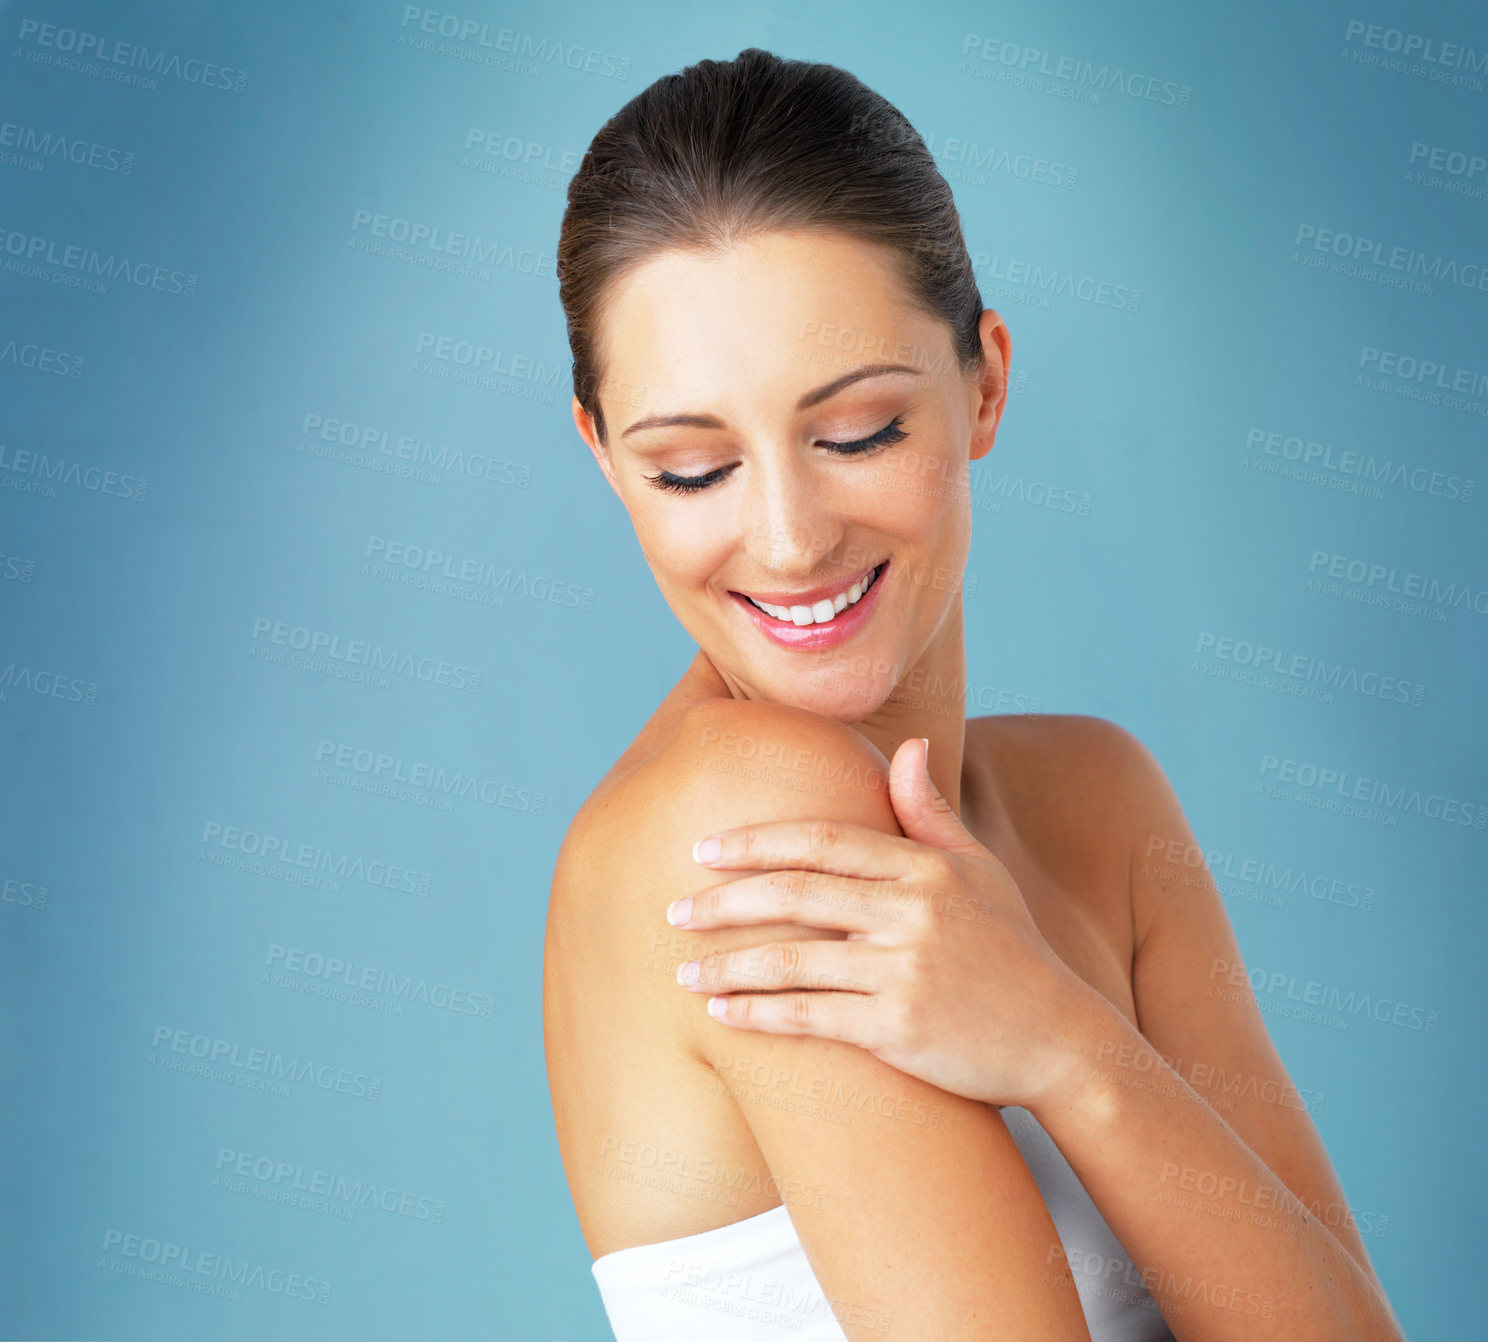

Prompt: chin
[755,659,901,722]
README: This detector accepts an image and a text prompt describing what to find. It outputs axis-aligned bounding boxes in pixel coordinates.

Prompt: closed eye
[642,416,909,494]
[822,415,909,456]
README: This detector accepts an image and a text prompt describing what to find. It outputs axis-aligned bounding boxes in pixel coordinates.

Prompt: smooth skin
[542,229,1405,1340]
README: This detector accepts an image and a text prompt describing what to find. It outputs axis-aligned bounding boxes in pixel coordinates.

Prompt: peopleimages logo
[1306,550,1488,620]
[1294,224,1488,298]
[1342,19,1488,90]
[99,1229,329,1304]
[0,442,144,500]
[410,331,564,400]
[1142,833,1376,913]
[461,127,580,176]
[0,661,99,707]
[958,34,1192,108]
[299,412,532,487]
[264,943,496,1019]
[0,337,85,378]
[312,738,545,813]
[1243,427,1474,504]
[1359,346,1488,392]
[348,208,557,280]
[1408,141,1487,184]
[1257,754,1488,830]
[397,7,632,79]
[364,536,596,611]
[1209,958,1439,1034]
[1193,630,1426,707]
[149,1025,382,1101]
[969,249,1142,311]
[214,1146,447,1223]
[16,19,249,93]
[0,225,197,297]
[248,615,483,693]
[199,819,434,896]
[0,121,135,174]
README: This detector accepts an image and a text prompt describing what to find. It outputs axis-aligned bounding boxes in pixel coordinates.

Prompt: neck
[850,599,969,820]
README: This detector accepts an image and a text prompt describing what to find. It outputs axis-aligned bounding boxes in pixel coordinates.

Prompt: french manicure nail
[693,836,722,865]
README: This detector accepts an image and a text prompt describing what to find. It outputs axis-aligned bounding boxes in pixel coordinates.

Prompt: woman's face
[573,228,1009,720]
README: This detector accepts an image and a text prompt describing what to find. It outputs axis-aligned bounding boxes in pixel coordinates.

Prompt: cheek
[637,509,734,590]
[859,447,965,542]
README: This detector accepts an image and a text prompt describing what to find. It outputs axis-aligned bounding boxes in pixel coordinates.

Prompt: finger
[704,988,880,1046]
[692,815,922,880]
[889,735,993,859]
[678,938,887,997]
[671,868,912,934]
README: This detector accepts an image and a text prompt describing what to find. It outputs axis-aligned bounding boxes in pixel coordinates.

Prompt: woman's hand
[668,736,1115,1112]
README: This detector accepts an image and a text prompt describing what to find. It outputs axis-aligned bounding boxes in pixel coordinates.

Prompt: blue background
[2,1,1484,1338]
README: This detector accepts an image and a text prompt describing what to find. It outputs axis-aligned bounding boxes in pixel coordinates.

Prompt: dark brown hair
[556,46,986,446]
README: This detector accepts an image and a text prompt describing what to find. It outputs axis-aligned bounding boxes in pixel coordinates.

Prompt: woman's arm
[627,696,1094,1341]
[1026,720,1405,1342]
[670,720,1407,1342]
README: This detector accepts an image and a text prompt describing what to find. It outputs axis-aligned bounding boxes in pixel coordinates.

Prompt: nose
[741,444,848,579]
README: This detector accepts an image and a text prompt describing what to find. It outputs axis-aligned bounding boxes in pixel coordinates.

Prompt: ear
[968,310,1012,464]
[571,396,623,500]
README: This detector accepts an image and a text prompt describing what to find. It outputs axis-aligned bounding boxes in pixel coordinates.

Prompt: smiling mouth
[738,561,887,627]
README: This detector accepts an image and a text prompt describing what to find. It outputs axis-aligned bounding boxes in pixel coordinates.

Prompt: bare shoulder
[970,709,1220,985]
[657,696,898,823]
[551,697,896,899]
[967,711,1154,873]
[970,709,1150,779]
[997,713,1196,954]
[550,697,899,979]
[542,696,914,1253]
[545,696,901,1049]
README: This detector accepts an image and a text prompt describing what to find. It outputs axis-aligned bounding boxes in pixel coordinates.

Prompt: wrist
[1024,974,1133,1121]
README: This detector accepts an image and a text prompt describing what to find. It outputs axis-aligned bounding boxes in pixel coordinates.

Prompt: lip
[732,561,883,609]
[729,558,889,651]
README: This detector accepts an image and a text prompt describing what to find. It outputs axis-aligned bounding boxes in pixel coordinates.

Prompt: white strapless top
[591,1105,1176,1340]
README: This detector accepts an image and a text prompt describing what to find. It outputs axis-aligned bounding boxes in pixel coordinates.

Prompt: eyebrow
[619,362,925,439]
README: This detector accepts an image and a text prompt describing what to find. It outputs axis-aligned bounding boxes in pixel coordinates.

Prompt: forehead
[599,230,945,417]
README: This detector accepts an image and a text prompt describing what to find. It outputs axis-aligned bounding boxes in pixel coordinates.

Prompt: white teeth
[746,563,882,626]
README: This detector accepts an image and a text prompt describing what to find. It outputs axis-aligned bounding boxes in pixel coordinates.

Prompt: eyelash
[643,416,909,494]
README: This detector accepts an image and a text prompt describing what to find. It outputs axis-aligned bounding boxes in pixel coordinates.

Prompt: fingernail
[692,836,722,865]
[666,898,693,926]
[920,737,930,766]
[707,996,728,1018]
[676,960,700,986]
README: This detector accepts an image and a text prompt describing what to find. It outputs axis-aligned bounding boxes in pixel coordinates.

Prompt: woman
[542,48,1405,1341]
